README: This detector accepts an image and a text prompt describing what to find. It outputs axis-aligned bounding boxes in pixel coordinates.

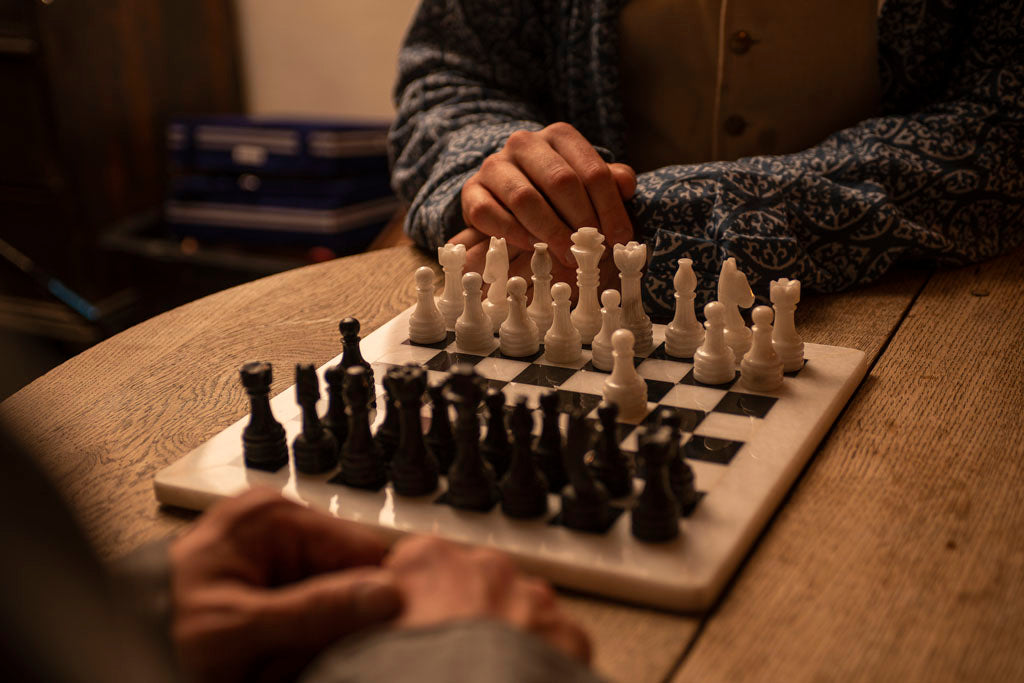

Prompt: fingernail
[353,580,402,619]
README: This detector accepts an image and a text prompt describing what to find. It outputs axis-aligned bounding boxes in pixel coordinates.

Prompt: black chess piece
[240,362,288,472]
[631,425,680,542]
[339,317,375,407]
[443,365,498,511]
[535,390,567,493]
[659,409,701,516]
[559,410,614,533]
[589,401,633,497]
[480,389,511,477]
[499,397,548,518]
[337,366,387,490]
[389,365,439,496]
[372,371,401,462]
[321,363,347,452]
[424,381,456,474]
[292,364,339,474]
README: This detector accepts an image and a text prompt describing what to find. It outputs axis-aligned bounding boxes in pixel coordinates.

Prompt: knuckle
[580,163,612,187]
[546,166,580,194]
[544,121,575,138]
[505,129,533,150]
[505,184,540,212]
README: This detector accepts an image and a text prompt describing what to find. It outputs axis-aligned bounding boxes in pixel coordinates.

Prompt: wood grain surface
[0,244,944,682]
[674,248,1024,682]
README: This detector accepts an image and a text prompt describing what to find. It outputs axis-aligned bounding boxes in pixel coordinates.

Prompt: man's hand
[461,122,637,268]
[385,536,592,664]
[169,489,401,683]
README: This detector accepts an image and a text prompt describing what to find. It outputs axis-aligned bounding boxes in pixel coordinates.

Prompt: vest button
[724,115,747,136]
[729,30,756,55]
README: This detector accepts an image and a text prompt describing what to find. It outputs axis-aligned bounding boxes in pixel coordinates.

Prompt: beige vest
[619,0,883,171]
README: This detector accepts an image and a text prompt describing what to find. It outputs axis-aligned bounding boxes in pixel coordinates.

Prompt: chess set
[155,231,868,612]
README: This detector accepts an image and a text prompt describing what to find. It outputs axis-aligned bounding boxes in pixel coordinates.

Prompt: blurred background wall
[237,0,420,120]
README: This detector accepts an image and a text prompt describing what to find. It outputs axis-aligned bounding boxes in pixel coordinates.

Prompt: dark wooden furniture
[0,0,241,332]
[2,244,1022,682]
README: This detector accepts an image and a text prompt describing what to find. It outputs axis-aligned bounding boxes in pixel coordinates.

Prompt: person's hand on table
[169,489,401,683]
[457,121,637,297]
[384,535,592,664]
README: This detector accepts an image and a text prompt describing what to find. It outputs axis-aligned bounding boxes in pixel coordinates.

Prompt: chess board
[155,306,867,612]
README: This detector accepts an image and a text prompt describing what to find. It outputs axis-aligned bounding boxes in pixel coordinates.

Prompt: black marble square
[511,364,579,388]
[423,351,489,372]
[679,367,738,388]
[584,417,636,443]
[489,345,544,362]
[645,379,676,403]
[639,406,706,433]
[713,391,777,419]
[683,436,743,465]
[581,356,643,373]
[554,389,603,415]
[402,331,456,349]
[680,490,705,517]
[784,359,808,377]
[647,342,693,363]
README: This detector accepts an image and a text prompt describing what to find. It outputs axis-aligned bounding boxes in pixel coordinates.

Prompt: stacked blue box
[165,116,400,252]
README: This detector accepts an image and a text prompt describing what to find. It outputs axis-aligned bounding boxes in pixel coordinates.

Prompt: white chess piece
[693,301,736,385]
[740,306,784,391]
[717,257,754,359]
[569,227,605,344]
[437,243,467,329]
[455,272,496,354]
[527,243,554,338]
[408,266,447,344]
[613,241,653,355]
[770,278,804,372]
[543,282,582,363]
[590,289,621,372]
[483,236,509,332]
[602,328,647,421]
[499,276,540,357]
[664,258,705,358]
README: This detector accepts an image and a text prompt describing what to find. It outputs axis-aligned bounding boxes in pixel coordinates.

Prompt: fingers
[609,163,637,200]
[461,182,537,252]
[248,567,401,653]
[447,226,490,250]
[543,123,634,246]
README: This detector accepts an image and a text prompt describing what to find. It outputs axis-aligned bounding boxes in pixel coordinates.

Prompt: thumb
[248,567,401,654]
[609,162,637,200]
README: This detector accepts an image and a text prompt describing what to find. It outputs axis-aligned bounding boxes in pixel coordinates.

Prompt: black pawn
[240,362,288,472]
[338,317,375,407]
[589,401,633,498]
[321,363,347,452]
[424,382,456,474]
[631,425,680,542]
[338,366,387,490]
[535,390,567,492]
[443,366,498,511]
[559,410,613,533]
[660,410,701,516]
[292,364,339,474]
[499,398,549,519]
[389,365,439,496]
[480,389,511,477]
[372,371,401,462]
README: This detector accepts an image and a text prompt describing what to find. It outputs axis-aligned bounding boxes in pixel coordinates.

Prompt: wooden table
[3,244,1022,682]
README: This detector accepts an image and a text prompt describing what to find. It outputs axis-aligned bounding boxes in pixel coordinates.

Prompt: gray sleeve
[300,619,606,683]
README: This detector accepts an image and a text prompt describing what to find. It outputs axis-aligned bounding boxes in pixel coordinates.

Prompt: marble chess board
[154,306,868,612]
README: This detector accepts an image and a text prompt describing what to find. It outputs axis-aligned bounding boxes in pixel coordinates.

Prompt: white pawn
[543,282,582,363]
[693,301,736,385]
[664,258,705,358]
[602,329,648,421]
[590,289,621,372]
[499,276,540,357]
[455,272,496,354]
[527,243,554,338]
[718,258,754,359]
[613,241,653,355]
[409,266,447,344]
[437,243,466,329]
[740,306,784,392]
[770,278,804,372]
[483,236,509,332]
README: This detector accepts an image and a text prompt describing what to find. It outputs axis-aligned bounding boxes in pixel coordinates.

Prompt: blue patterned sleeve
[388,0,547,249]
[634,0,1024,318]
